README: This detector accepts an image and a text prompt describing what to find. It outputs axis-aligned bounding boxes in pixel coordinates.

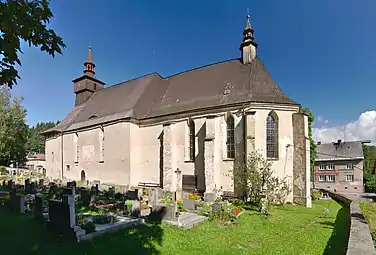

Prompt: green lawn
[359,201,376,239]
[0,200,348,255]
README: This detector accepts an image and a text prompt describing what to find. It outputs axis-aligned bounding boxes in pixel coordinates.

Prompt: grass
[359,201,376,239]
[0,200,348,255]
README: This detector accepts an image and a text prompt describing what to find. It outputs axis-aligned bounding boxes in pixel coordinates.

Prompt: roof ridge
[163,58,241,79]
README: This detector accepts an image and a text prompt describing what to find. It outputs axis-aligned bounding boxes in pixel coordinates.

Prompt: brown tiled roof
[47,57,298,132]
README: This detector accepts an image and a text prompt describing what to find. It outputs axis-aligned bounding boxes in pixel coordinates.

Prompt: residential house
[314,140,369,193]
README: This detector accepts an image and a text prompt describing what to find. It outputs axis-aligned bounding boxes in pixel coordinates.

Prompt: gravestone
[108,187,115,198]
[67,181,76,189]
[7,180,15,190]
[149,188,164,205]
[34,195,44,220]
[126,190,139,200]
[183,198,195,210]
[80,189,91,206]
[204,192,216,202]
[211,202,222,214]
[38,179,44,188]
[131,201,141,217]
[9,191,25,214]
[48,198,75,238]
[118,201,125,212]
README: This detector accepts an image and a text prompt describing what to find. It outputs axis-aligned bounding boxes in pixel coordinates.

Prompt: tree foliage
[300,107,316,179]
[363,145,376,192]
[0,87,28,166]
[27,121,59,154]
[230,151,291,205]
[0,0,66,87]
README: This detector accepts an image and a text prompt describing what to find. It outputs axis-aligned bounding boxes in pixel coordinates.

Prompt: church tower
[240,15,258,64]
[72,46,105,106]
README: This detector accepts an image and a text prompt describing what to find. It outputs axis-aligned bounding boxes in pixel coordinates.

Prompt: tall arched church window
[266,111,279,159]
[188,118,195,161]
[226,113,235,159]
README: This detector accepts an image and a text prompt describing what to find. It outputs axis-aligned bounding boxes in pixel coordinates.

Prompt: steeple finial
[86,45,93,63]
[245,14,252,30]
[240,13,258,64]
[84,45,95,77]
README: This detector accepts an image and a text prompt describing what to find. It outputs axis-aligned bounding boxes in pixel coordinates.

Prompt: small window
[94,83,97,90]
[326,164,334,170]
[346,163,353,170]
[319,175,326,182]
[346,175,354,182]
[66,165,70,171]
[327,175,335,182]
[52,152,55,162]
[319,164,325,170]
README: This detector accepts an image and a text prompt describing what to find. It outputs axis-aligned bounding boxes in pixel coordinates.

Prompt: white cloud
[316,116,323,122]
[313,110,376,144]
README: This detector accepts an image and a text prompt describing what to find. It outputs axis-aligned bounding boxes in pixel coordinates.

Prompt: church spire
[84,46,95,77]
[240,14,258,64]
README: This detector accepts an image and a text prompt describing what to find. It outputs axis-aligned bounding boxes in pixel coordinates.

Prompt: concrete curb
[321,189,376,255]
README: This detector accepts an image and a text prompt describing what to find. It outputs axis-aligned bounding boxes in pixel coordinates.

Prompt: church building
[43,16,311,206]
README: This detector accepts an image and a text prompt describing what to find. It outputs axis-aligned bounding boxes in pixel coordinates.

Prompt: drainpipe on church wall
[61,132,64,180]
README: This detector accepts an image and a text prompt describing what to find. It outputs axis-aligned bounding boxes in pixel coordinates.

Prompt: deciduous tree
[0,87,28,166]
[0,0,66,87]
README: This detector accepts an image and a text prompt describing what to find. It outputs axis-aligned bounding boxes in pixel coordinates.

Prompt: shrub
[311,191,321,201]
[229,150,291,205]
[0,166,6,175]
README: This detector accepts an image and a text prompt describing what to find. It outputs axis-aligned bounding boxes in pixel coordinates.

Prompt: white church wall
[45,135,62,180]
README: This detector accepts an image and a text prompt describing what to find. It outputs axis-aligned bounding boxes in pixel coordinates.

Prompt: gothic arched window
[266,111,279,159]
[188,119,195,161]
[226,113,235,159]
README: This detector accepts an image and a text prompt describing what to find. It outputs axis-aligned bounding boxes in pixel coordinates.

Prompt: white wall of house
[45,104,300,202]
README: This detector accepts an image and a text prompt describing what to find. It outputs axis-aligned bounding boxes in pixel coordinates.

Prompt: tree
[27,121,59,154]
[363,145,376,192]
[230,150,291,205]
[300,107,316,180]
[0,0,66,88]
[0,87,28,166]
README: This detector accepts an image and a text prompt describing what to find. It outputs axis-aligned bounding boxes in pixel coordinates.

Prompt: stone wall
[321,189,376,255]
[292,113,310,206]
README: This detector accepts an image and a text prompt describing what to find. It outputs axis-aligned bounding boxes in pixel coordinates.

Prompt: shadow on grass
[322,201,350,255]
[0,207,164,255]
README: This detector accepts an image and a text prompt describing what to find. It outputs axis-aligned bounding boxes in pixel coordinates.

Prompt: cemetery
[0,179,349,254]
[0,179,247,242]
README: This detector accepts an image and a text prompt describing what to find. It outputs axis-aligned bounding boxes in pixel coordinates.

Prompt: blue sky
[12,0,376,129]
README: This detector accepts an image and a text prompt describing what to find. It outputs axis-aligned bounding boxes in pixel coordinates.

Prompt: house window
[346,163,353,170]
[346,175,354,182]
[319,164,325,170]
[266,111,279,159]
[326,164,334,170]
[52,152,54,162]
[319,175,326,182]
[188,119,195,161]
[327,175,335,182]
[66,165,70,171]
[226,113,235,159]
